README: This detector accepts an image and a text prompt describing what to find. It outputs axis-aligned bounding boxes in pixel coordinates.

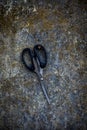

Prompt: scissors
[21,44,50,104]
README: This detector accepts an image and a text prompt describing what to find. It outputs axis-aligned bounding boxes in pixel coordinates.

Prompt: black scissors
[21,44,50,104]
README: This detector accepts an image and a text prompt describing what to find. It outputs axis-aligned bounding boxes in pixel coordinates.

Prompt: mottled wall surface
[0,0,87,130]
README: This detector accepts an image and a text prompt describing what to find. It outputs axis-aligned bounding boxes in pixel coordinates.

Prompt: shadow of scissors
[21,44,50,104]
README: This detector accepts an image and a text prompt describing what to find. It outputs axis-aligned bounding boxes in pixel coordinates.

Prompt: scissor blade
[39,79,50,104]
[33,54,50,104]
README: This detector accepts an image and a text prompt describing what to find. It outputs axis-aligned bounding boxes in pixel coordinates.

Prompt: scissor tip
[48,100,51,105]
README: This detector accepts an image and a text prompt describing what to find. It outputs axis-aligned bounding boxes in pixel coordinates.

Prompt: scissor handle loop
[34,44,47,68]
[21,48,35,71]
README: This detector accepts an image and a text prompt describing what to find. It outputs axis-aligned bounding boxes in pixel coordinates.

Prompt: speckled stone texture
[0,0,87,130]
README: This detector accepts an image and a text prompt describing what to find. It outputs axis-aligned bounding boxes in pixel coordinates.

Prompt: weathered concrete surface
[0,0,87,130]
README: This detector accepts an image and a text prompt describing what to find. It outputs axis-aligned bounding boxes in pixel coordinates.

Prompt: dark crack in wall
[0,0,87,130]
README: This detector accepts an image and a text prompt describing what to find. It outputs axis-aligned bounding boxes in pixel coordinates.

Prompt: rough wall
[0,0,87,130]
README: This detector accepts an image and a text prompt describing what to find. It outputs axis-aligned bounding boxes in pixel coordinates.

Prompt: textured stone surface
[0,0,87,130]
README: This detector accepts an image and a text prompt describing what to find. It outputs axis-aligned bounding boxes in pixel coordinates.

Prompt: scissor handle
[34,44,47,68]
[21,44,47,71]
[21,48,35,71]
